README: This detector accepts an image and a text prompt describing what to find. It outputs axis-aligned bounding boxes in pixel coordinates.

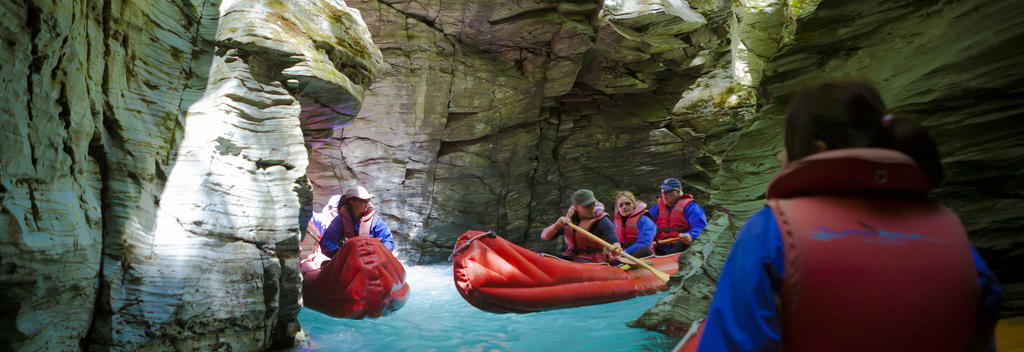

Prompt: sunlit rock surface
[0,0,380,350]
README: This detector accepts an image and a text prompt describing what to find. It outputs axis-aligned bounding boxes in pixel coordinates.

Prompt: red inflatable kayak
[301,236,409,319]
[451,230,681,313]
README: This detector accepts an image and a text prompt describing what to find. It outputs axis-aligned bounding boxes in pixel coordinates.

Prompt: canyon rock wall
[318,0,751,263]
[0,0,381,349]
[2,0,1021,348]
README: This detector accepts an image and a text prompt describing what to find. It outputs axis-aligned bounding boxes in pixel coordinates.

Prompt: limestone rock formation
[3,0,1022,348]
[1,0,381,350]
[316,0,739,263]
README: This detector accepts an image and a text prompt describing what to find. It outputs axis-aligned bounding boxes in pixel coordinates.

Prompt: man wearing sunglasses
[649,178,707,255]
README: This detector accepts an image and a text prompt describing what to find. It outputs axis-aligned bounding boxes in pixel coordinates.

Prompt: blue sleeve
[685,202,707,240]
[971,246,1002,351]
[371,215,396,251]
[309,211,333,236]
[648,205,659,221]
[319,216,344,258]
[698,207,784,352]
[625,215,656,254]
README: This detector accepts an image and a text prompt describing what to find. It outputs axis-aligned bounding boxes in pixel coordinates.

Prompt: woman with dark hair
[696,79,1001,351]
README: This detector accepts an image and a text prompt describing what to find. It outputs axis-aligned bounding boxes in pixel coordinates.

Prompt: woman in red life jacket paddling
[696,79,1001,351]
[540,189,622,263]
[613,191,656,258]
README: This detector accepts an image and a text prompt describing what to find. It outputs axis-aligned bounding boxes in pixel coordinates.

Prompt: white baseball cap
[343,186,375,201]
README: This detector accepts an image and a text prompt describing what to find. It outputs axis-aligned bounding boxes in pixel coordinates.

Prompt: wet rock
[1,0,379,350]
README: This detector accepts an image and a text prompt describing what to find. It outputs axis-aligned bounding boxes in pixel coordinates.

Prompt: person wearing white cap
[319,186,395,258]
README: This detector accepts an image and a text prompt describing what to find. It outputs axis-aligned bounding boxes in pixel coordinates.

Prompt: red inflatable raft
[451,230,681,313]
[301,236,409,319]
[673,319,706,352]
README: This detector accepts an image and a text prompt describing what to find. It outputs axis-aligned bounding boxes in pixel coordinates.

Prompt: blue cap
[659,178,683,191]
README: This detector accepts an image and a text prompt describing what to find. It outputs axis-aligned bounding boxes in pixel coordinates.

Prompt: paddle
[653,236,684,246]
[564,222,671,282]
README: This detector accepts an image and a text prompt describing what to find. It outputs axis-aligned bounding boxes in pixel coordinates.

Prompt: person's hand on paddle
[609,242,624,258]
[564,222,671,282]
[556,216,572,227]
[679,233,693,245]
[541,216,574,241]
[616,247,639,266]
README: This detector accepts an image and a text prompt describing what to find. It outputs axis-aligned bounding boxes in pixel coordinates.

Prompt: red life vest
[562,202,612,261]
[338,205,375,239]
[655,195,694,241]
[614,201,650,245]
[766,148,979,351]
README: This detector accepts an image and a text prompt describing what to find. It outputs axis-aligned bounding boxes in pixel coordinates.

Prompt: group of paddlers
[304,177,706,267]
[304,78,1003,351]
[539,178,706,264]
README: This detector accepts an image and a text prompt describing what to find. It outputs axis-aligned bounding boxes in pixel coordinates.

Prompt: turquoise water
[297,264,678,351]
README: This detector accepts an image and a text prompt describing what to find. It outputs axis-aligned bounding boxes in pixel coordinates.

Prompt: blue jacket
[623,215,657,255]
[697,207,1002,351]
[648,200,707,240]
[320,210,395,257]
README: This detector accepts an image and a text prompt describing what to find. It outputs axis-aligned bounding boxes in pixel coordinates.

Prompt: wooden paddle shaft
[654,236,684,246]
[564,222,671,282]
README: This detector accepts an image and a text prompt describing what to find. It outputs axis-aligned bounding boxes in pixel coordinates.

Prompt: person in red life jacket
[697,79,1001,352]
[319,186,396,260]
[649,178,707,255]
[613,191,656,258]
[540,189,622,263]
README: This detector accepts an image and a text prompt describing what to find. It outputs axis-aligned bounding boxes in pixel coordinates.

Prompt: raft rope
[448,231,496,261]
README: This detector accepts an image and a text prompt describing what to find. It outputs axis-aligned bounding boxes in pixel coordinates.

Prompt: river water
[297,264,678,351]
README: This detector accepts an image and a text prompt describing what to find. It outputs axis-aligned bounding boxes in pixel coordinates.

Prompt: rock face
[315,0,745,263]
[631,0,1024,332]
[1,0,380,350]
